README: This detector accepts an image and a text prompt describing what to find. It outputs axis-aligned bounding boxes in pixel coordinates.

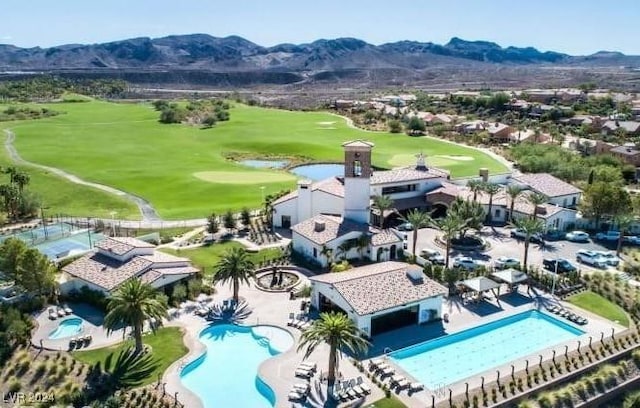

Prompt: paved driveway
[408,226,620,274]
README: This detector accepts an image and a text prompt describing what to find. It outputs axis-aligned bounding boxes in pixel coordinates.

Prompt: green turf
[162,242,283,276]
[73,327,187,387]
[365,396,408,408]
[567,290,629,327]
[3,101,508,219]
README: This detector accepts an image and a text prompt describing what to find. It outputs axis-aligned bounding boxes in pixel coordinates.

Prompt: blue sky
[2,0,639,55]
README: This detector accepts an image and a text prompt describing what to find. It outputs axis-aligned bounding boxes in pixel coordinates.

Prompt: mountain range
[1,34,638,72]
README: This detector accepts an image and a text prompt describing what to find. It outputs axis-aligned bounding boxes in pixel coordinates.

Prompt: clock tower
[342,140,373,224]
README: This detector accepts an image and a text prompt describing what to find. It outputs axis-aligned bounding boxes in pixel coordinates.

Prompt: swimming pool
[180,324,294,408]
[390,310,584,390]
[48,317,84,339]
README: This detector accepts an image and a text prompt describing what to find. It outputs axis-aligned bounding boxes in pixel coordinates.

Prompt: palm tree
[337,240,354,261]
[615,213,635,256]
[297,312,370,391]
[434,214,466,268]
[320,244,334,266]
[104,279,168,355]
[526,192,549,219]
[213,247,255,304]
[371,195,394,228]
[355,234,371,260]
[512,217,545,271]
[401,209,433,255]
[467,179,485,203]
[483,182,502,224]
[506,185,524,223]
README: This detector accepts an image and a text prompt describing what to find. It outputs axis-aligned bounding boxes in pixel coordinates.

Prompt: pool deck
[163,270,384,408]
[31,302,125,351]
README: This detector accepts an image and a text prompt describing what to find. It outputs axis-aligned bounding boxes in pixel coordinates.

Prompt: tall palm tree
[467,179,485,203]
[483,182,502,224]
[104,279,168,355]
[526,192,549,219]
[371,195,394,228]
[320,244,334,266]
[434,214,466,268]
[506,185,524,223]
[615,213,635,256]
[213,247,255,304]
[297,312,370,391]
[401,209,433,255]
[337,240,354,261]
[355,234,371,260]
[513,217,545,271]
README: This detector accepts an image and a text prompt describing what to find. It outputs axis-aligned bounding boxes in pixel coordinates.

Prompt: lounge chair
[85,335,92,345]
[298,362,317,371]
[69,338,77,347]
[331,382,342,400]
[288,391,305,401]
[409,382,424,392]
[62,304,73,315]
[578,317,588,325]
[293,383,309,394]
[396,379,410,390]
[376,363,389,371]
[287,312,296,326]
[391,375,405,384]
[292,315,305,328]
[299,320,313,331]
[380,366,394,376]
[57,307,66,318]
[48,308,57,320]
[346,386,359,399]
[294,368,312,378]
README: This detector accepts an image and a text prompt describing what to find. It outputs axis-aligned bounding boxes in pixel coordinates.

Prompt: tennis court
[0,222,78,246]
[35,231,106,260]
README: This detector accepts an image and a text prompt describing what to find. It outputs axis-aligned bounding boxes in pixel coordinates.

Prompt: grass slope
[567,290,629,327]
[366,396,408,408]
[6,101,507,219]
[73,327,187,387]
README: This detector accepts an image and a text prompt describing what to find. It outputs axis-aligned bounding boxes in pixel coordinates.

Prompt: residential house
[609,145,640,167]
[510,173,582,209]
[601,121,640,136]
[487,122,514,142]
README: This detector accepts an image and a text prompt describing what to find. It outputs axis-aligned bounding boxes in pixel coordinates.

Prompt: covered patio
[491,269,529,292]
[458,276,502,304]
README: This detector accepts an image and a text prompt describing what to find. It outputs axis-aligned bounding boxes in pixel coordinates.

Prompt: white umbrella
[196,293,208,303]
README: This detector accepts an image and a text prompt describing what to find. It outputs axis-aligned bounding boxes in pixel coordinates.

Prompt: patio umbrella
[196,293,208,303]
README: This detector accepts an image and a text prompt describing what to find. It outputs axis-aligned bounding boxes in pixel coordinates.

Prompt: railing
[383,347,394,356]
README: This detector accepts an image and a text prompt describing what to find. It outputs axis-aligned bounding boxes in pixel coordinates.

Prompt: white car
[595,251,620,267]
[566,231,590,243]
[595,231,621,241]
[419,248,445,265]
[576,250,608,268]
[453,256,479,270]
[494,256,521,269]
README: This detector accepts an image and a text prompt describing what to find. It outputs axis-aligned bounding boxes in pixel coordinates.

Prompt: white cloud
[0,36,12,41]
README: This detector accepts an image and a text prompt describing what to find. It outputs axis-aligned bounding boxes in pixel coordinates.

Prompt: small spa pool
[48,317,84,340]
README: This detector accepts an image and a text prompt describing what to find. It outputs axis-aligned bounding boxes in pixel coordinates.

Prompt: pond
[289,163,344,181]
[239,159,289,169]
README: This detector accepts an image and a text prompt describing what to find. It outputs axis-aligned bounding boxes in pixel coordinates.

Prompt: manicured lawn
[567,290,629,327]
[366,396,408,408]
[3,101,507,219]
[73,327,187,387]
[162,242,283,276]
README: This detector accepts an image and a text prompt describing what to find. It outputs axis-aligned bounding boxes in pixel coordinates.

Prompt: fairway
[3,101,508,219]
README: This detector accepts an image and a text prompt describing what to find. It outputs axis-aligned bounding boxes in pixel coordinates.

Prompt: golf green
[2,101,508,219]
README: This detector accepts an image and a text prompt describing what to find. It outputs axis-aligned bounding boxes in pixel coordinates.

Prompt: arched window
[353,160,362,177]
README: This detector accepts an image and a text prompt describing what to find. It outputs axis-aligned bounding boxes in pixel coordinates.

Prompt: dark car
[510,228,543,244]
[543,258,577,273]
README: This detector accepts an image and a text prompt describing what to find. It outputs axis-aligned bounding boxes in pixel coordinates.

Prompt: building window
[381,184,417,195]
[572,197,577,205]
[313,248,317,258]
[495,209,501,218]
[353,160,362,177]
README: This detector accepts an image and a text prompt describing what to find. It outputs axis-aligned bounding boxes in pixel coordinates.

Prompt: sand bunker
[435,155,474,161]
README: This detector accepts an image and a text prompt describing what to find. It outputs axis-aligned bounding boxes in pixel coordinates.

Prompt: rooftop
[371,167,448,185]
[610,145,640,156]
[512,173,582,198]
[272,177,345,206]
[95,236,155,256]
[62,253,153,291]
[310,261,447,315]
[291,214,367,245]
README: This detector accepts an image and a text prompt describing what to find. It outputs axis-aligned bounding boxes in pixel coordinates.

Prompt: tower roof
[342,140,374,148]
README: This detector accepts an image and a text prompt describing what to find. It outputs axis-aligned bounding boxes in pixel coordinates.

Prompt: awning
[391,196,428,212]
[460,277,501,292]
[491,269,528,285]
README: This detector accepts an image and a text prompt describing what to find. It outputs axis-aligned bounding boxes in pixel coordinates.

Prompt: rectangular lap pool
[390,310,584,390]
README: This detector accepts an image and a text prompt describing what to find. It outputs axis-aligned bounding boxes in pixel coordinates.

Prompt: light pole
[87,217,92,248]
[109,211,117,236]
[40,206,50,240]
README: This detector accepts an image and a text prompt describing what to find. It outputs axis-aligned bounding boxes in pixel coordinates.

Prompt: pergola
[459,276,502,301]
[491,269,529,285]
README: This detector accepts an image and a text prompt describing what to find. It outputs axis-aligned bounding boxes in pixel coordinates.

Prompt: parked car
[595,231,621,242]
[565,231,590,243]
[510,228,543,243]
[544,229,565,241]
[453,256,480,270]
[419,248,445,265]
[396,222,414,231]
[494,256,521,270]
[624,235,640,245]
[543,258,577,273]
[575,250,608,268]
[595,251,620,267]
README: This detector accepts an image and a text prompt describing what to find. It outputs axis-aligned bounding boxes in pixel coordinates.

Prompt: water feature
[49,317,84,339]
[240,159,289,169]
[289,163,344,181]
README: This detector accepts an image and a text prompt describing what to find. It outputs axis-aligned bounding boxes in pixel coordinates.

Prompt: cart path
[3,128,164,222]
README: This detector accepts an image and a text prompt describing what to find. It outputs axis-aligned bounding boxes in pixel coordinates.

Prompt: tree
[506,185,524,223]
[337,240,354,261]
[171,283,187,303]
[388,119,402,133]
[104,279,168,355]
[0,184,19,220]
[240,207,251,230]
[320,245,334,266]
[297,312,370,391]
[371,195,394,228]
[16,248,55,296]
[0,238,27,279]
[434,214,466,268]
[482,183,502,224]
[580,182,631,228]
[202,115,217,128]
[213,247,255,304]
[355,234,370,260]
[401,209,433,256]
[512,217,545,271]
[526,192,549,219]
[223,210,236,232]
[467,179,484,203]
[448,198,484,238]
[206,213,219,234]
[406,116,426,135]
[614,213,635,256]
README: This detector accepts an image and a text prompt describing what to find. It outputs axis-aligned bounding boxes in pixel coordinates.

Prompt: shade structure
[460,276,501,293]
[491,269,528,285]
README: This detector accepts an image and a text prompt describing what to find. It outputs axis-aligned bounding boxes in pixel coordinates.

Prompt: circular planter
[254,267,301,292]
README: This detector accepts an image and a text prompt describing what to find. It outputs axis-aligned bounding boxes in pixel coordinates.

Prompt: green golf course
[1,100,508,219]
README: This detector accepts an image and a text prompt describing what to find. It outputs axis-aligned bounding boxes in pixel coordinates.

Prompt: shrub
[8,377,20,392]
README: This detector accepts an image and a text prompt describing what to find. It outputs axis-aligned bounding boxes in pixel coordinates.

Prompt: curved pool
[180,324,294,408]
[48,317,84,339]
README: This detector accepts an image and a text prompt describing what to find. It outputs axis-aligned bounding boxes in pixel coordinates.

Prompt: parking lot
[407,226,625,275]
